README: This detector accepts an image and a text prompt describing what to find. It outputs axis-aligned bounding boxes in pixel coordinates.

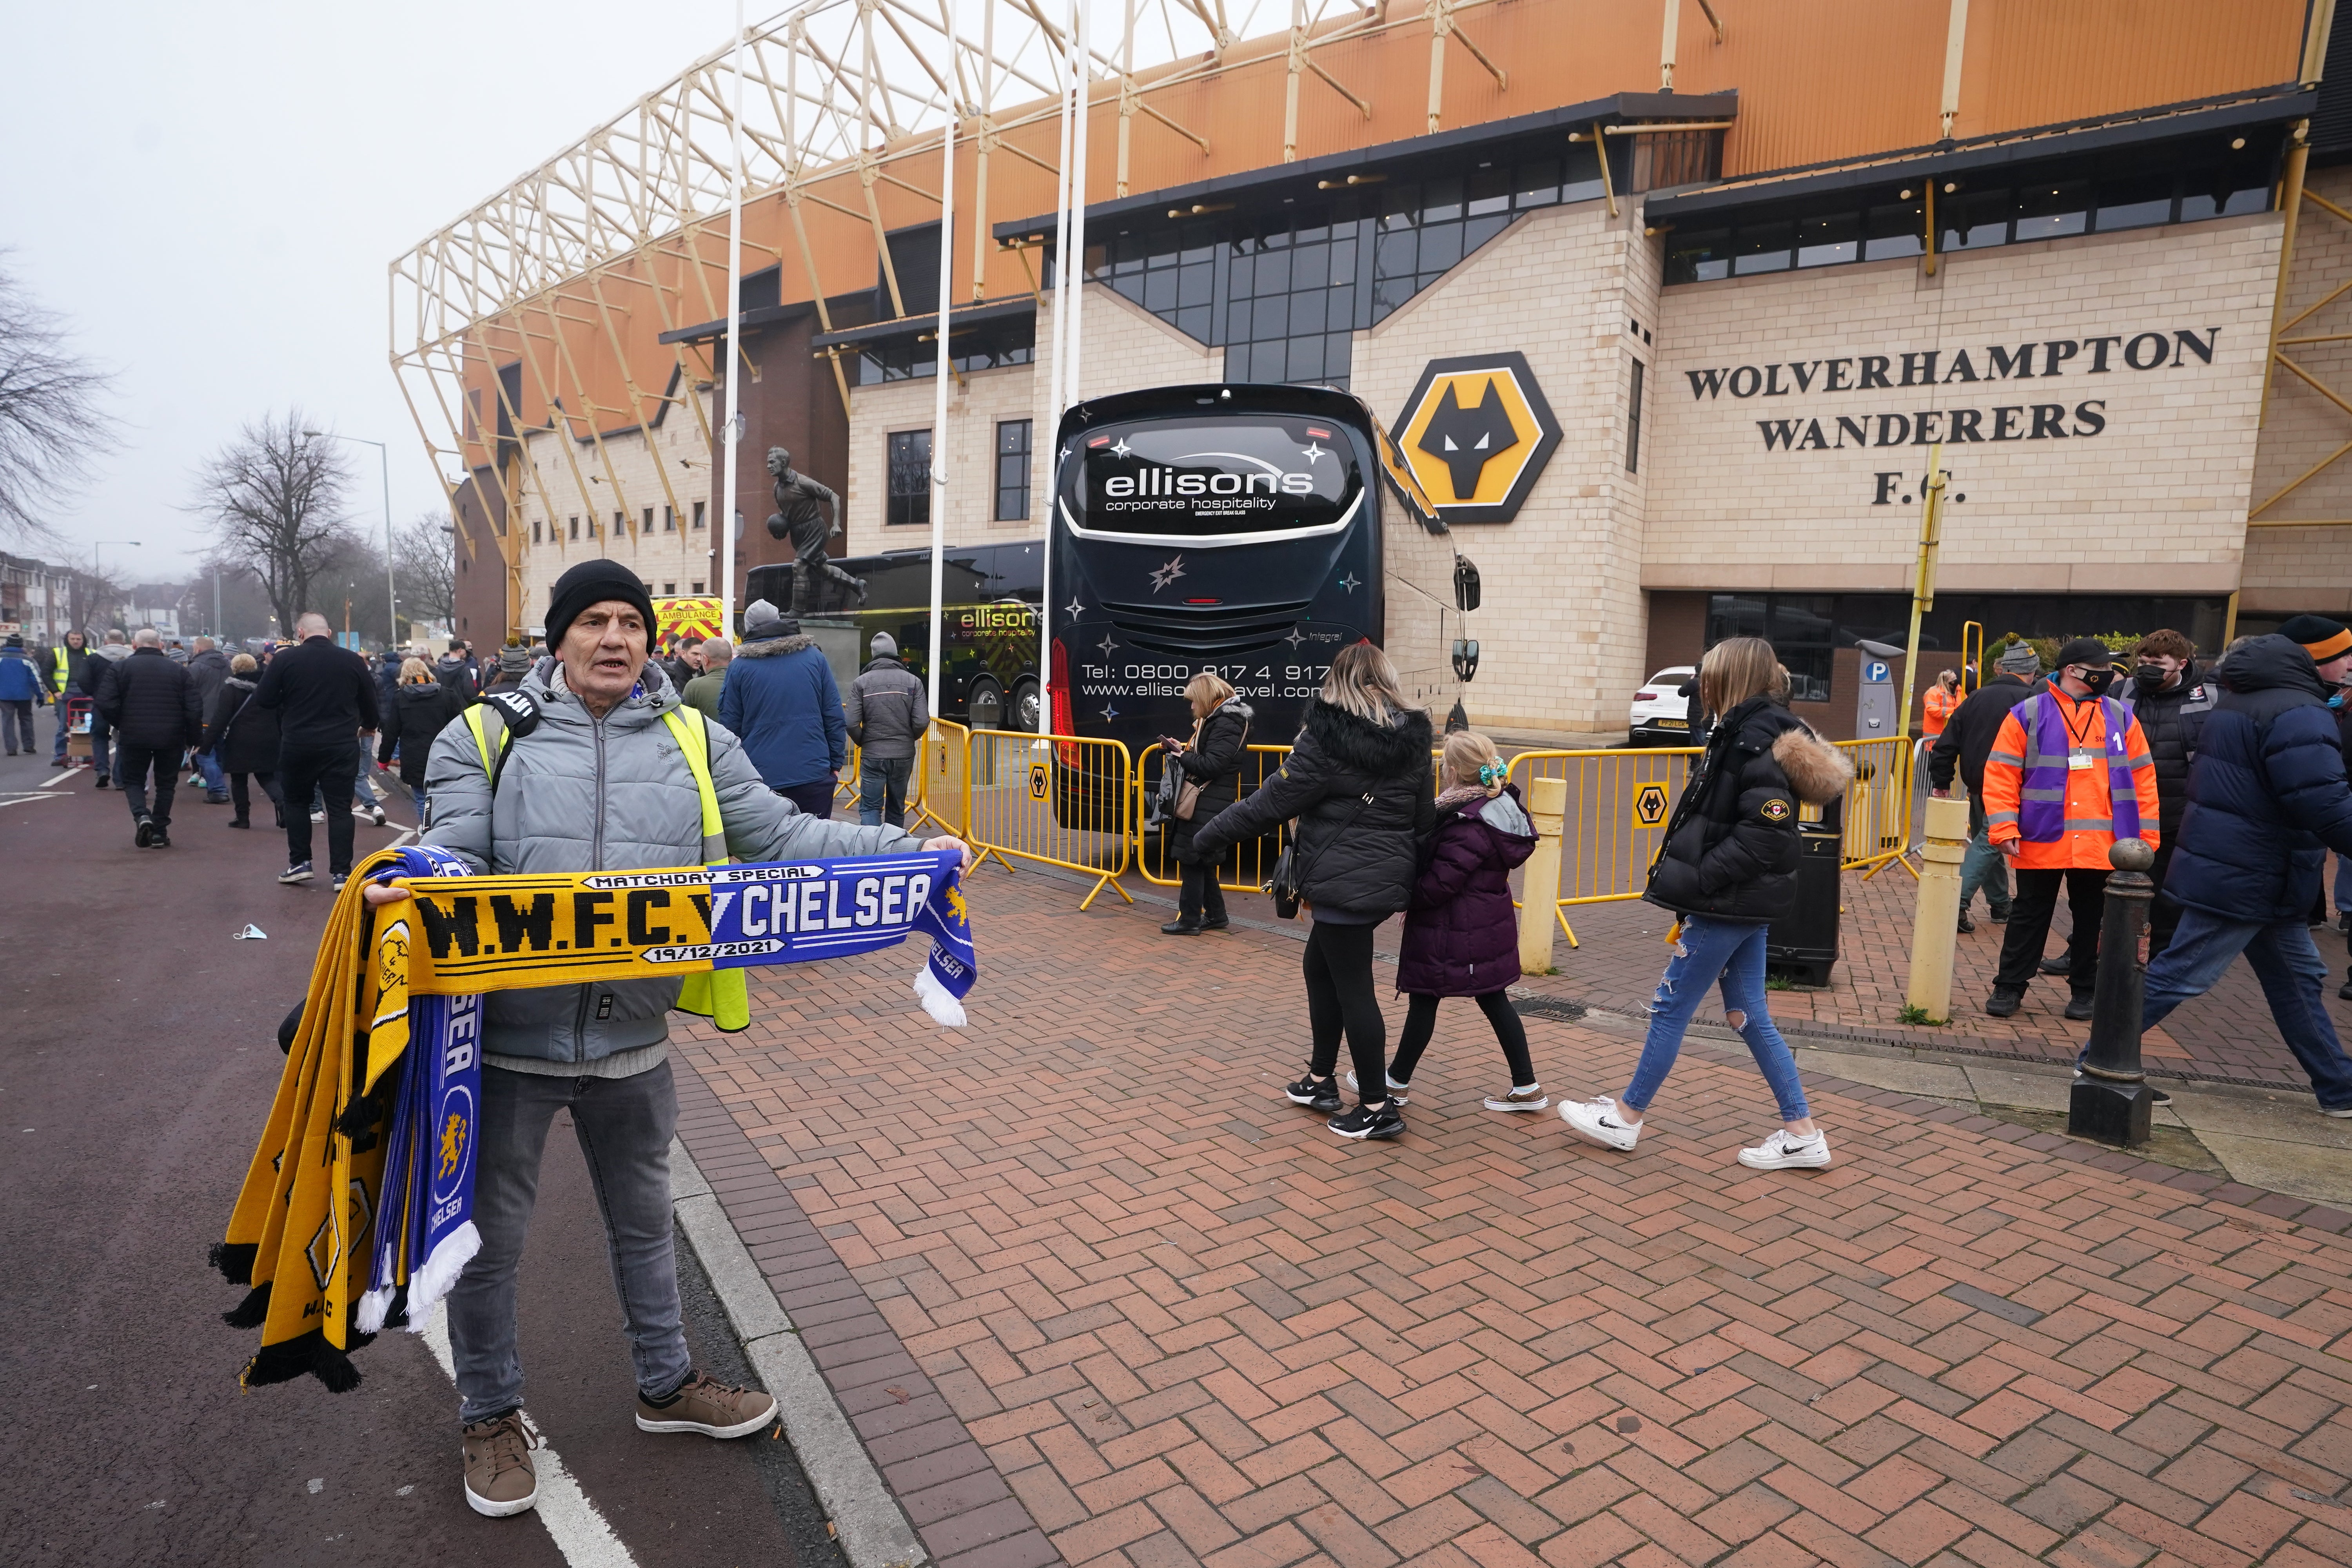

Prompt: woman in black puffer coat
[1190,643,1434,1142]
[1161,672,1253,936]
[1557,637,1853,1171]
[200,653,283,829]
[377,657,461,824]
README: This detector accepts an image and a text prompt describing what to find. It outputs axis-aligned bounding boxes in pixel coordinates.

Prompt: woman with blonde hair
[1160,670,1252,935]
[200,651,282,829]
[377,655,462,825]
[1375,730,1544,1109]
[1558,636,1854,1169]
[1190,642,1434,1141]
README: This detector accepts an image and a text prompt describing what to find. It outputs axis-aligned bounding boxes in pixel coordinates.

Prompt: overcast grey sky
[2,0,735,582]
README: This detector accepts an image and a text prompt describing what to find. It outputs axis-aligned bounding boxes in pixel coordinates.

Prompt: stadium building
[405,0,2352,737]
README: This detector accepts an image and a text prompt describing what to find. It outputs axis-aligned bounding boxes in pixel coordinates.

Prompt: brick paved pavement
[1510,865,2352,1096]
[675,866,2352,1568]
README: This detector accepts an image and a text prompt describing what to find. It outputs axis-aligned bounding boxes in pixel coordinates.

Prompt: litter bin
[1767,797,1842,987]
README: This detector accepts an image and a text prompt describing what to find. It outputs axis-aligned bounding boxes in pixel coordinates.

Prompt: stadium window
[663,506,675,532]
[568,515,580,540]
[642,507,654,537]
[1626,359,1645,475]
[692,501,706,530]
[887,429,932,527]
[996,419,1032,521]
[691,580,704,593]
[662,582,675,595]
[532,518,543,544]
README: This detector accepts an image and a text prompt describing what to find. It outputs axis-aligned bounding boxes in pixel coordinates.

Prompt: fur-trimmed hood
[1771,724,1854,805]
[739,633,817,659]
[1300,697,1434,779]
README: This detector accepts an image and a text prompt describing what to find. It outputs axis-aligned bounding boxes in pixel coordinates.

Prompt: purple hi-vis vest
[2018,691,2141,843]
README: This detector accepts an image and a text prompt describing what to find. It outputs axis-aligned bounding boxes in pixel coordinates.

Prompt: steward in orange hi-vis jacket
[1978,638,2161,1020]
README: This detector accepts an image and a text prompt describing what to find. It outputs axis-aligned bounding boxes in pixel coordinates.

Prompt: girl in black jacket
[1557,637,1852,1170]
[1190,643,1434,1142]
[1161,672,1252,935]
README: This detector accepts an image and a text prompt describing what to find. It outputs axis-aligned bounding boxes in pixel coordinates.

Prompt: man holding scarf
[1980,637,2161,1021]
[362,558,969,1520]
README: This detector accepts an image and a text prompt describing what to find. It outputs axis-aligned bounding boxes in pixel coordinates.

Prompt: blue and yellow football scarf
[213,842,976,1392]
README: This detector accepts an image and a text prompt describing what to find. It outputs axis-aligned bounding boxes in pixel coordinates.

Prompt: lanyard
[2058,692,2100,749]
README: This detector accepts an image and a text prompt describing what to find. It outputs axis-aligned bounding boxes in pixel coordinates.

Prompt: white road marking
[0,793,65,809]
[419,1303,638,1566]
[40,771,75,788]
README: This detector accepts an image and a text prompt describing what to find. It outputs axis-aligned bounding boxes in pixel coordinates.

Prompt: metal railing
[1837,736,1917,876]
[963,728,1134,910]
[1132,743,1294,892]
[911,718,969,836]
[1504,746,1702,947]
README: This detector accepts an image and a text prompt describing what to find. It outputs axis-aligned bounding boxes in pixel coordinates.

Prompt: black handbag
[1264,789,1374,920]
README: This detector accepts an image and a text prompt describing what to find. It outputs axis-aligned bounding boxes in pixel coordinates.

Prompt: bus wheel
[1011,678,1040,735]
[967,677,1005,732]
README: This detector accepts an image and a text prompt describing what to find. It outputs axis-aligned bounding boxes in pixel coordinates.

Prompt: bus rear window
[1061,415,1361,539]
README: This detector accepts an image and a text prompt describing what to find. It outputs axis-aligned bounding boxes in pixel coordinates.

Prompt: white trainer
[1344,1069,1411,1105]
[1558,1096,1639,1151]
[1738,1129,1832,1169]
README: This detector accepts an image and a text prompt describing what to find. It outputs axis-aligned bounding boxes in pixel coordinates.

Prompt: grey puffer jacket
[422,659,923,1064]
[844,655,929,760]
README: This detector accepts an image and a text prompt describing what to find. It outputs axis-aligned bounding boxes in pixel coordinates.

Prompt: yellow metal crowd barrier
[910,718,969,836]
[1505,746,1702,947]
[1836,736,1917,875]
[963,728,1134,910]
[1133,744,1294,892]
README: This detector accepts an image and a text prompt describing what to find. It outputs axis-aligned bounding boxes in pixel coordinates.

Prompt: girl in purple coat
[1365,732,1546,1110]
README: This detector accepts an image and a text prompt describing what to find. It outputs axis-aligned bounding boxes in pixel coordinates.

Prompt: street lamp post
[91,539,140,633]
[305,430,395,647]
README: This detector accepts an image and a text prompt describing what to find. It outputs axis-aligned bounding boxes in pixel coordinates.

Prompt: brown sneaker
[635,1369,777,1437]
[461,1410,540,1517]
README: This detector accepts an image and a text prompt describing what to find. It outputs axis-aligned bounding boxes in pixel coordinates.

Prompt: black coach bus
[745,541,1042,731]
[1049,381,1465,829]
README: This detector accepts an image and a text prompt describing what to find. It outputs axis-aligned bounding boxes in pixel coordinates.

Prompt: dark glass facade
[995,419,1032,521]
[1702,592,2229,703]
[886,429,932,528]
[1087,144,1610,390]
[1666,150,2276,287]
[854,314,1036,385]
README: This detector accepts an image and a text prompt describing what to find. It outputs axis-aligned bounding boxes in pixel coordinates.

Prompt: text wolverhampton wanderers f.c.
[211,843,977,1392]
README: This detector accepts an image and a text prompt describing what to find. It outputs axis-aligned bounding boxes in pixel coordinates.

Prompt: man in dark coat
[2138,628,2352,1115]
[719,599,845,819]
[844,632,929,829]
[256,612,382,887]
[186,636,234,804]
[436,639,477,706]
[93,627,204,847]
[2128,629,2216,957]
[1928,641,2041,930]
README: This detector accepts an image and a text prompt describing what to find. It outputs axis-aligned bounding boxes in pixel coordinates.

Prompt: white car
[1627,666,1697,746]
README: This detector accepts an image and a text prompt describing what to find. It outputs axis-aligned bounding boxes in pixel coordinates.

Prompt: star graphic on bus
[1284,625,1307,649]
[1301,441,1328,463]
[1064,596,1084,617]
[1102,703,1120,721]
[1338,572,1361,593]
[1097,633,1116,657]
[1148,555,1186,592]
[1110,438,1133,457]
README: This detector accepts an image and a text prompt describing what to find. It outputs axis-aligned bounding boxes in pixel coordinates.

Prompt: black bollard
[2067,837,2156,1146]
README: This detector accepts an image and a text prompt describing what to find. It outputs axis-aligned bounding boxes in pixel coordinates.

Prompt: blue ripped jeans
[1624,915,1810,1123]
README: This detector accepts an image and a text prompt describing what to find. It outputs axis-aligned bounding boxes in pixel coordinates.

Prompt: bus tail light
[1051,639,1078,762]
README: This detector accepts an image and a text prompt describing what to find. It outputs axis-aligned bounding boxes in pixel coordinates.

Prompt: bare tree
[0,255,117,545]
[191,413,357,632]
[392,508,457,632]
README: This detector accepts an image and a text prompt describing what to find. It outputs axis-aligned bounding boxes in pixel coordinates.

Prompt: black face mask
[2132,664,2171,692]
[2077,668,2117,697]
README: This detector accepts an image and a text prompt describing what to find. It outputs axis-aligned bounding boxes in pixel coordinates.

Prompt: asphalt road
[0,738,845,1568]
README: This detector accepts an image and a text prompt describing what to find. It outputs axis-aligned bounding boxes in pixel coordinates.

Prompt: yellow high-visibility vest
[458,702,750,1031]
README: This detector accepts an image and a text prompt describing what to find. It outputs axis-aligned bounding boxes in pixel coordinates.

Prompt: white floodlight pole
[721,0,747,635]
[1067,0,1090,408]
[928,0,957,723]
[1039,5,1080,735]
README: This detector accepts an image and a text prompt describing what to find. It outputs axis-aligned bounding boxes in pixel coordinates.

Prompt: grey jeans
[448,1058,691,1423]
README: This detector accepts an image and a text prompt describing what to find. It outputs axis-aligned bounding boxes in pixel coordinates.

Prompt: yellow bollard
[1904,794,1971,1021]
[1519,775,1568,975]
